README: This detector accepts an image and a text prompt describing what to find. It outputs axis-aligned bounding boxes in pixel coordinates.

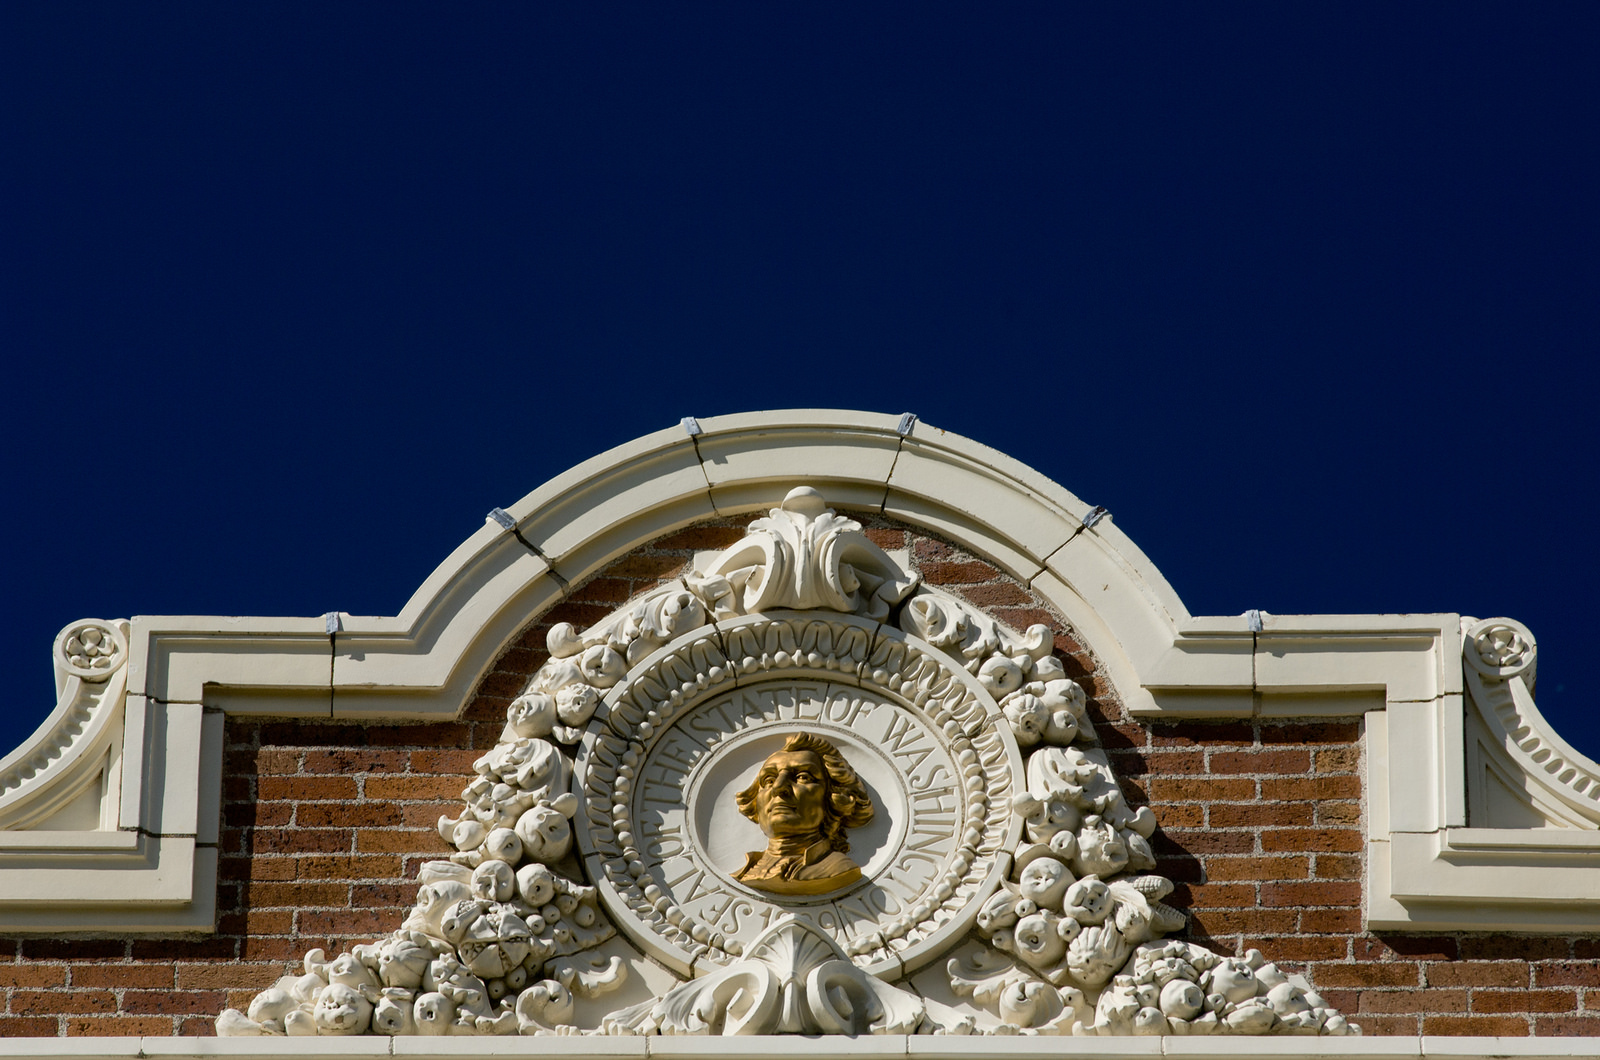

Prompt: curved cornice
[1461,617,1600,829]
[0,620,130,829]
[133,410,1198,721]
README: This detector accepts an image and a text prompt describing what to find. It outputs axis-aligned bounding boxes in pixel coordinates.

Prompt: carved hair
[736,732,875,853]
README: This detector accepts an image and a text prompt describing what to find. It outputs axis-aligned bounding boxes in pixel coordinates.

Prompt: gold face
[752,749,827,838]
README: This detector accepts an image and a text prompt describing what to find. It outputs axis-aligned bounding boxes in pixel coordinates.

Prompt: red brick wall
[2,515,1596,1036]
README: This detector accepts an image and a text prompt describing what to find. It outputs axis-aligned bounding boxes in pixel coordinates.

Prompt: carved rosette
[54,619,127,681]
[1465,616,1537,681]
[217,487,1357,1038]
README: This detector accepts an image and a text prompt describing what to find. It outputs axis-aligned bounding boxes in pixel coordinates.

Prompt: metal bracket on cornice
[322,612,342,635]
[1244,609,1264,632]
[487,505,556,572]
[896,412,918,436]
[1081,505,1109,529]
[681,416,703,437]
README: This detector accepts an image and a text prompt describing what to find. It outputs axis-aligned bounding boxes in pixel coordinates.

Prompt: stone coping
[0,1038,1594,1060]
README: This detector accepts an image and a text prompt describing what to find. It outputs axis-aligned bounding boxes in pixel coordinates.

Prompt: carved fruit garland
[217,487,1357,1037]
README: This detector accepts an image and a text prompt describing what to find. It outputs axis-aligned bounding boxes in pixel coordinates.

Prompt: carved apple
[515,803,573,863]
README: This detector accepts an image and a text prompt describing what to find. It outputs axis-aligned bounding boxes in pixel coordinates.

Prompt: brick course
[1,513,1595,1036]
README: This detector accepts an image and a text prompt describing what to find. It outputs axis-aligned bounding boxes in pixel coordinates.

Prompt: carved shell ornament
[218,487,1357,1037]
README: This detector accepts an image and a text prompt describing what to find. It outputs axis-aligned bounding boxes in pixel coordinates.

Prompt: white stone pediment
[203,485,1354,1039]
[0,409,1592,996]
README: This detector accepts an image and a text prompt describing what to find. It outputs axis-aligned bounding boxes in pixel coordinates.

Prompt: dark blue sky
[4,5,1597,760]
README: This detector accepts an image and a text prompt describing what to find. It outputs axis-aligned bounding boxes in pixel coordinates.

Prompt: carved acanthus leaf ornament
[218,488,1356,1038]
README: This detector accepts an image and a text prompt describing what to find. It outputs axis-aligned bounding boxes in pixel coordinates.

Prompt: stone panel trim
[0,1033,1597,1059]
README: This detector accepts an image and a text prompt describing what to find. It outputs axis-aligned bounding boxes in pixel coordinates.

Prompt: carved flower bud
[472,860,515,903]
[1039,680,1086,743]
[1205,958,1259,1004]
[1035,655,1066,681]
[1044,709,1079,746]
[579,645,626,688]
[1013,912,1067,970]
[1017,855,1074,910]
[1018,793,1080,845]
[979,656,1025,695]
[412,992,455,1035]
[1048,828,1079,860]
[450,819,486,853]
[1063,876,1110,925]
[1002,692,1050,747]
[555,683,600,727]
[283,1009,316,1036]
[373,939,430,991]
[1072,816,1129,878]
[976,887,1021,933]
[312,983,373,1036]
[1266,981,1310,1016]
[1160,979,1204,1020]
[247,987,297,1026]
[1223,1000,1277,1034]
[546,623,585,659]
[482,828,523,866]
[371,993,414,1036]
[508,693,558,739]
[517,863,557,907]
[515,804,573,864]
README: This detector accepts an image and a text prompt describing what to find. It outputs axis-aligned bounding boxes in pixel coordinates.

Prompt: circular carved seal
[1465,617,1537,680]
[53,620,126,682]
[572,612,1023,978]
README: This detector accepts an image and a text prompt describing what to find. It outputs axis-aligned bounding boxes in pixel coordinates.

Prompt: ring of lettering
[572,612,1022,978]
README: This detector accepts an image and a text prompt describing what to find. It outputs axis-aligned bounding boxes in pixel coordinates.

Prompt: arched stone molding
[138,409,1199,725]
[1,409,1597,937]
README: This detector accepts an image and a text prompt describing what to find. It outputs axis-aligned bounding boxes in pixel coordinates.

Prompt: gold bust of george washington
[732,732,876,896]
